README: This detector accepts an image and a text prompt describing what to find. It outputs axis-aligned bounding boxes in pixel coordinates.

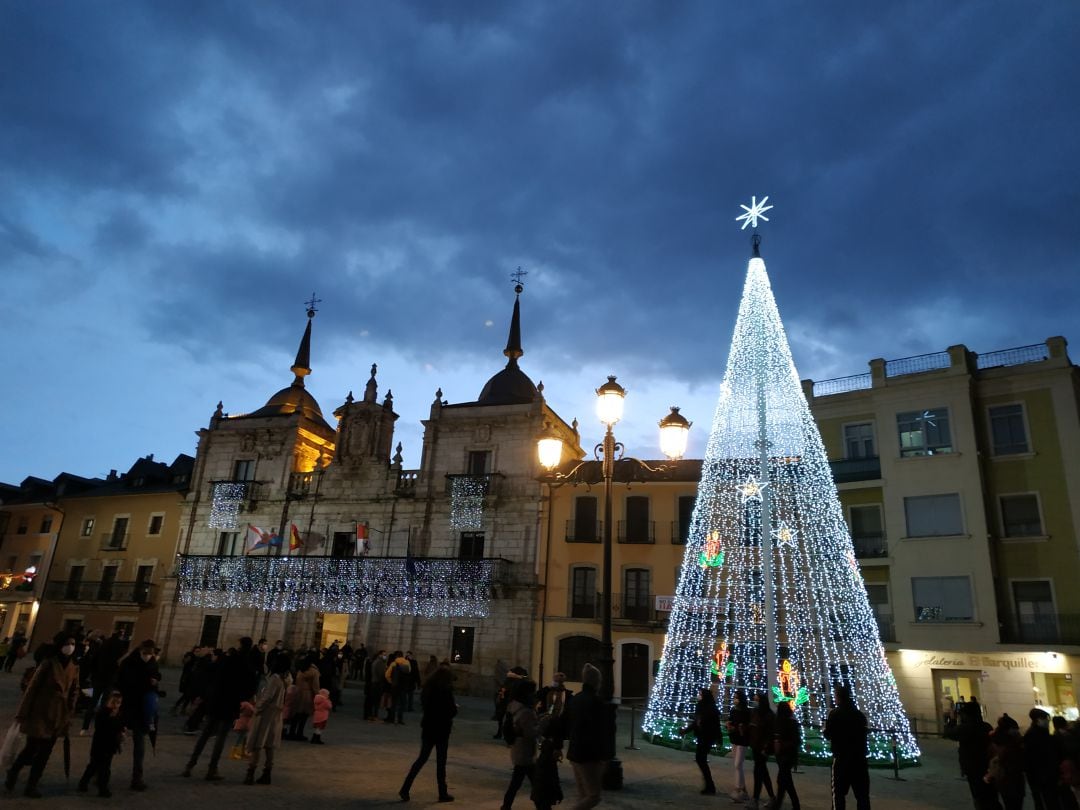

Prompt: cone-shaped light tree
[643,204,919,764]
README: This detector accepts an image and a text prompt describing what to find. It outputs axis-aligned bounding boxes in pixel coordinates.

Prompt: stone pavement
[0,666,971,809]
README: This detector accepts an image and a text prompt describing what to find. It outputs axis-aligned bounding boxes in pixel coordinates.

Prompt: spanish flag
[288,523,304,552]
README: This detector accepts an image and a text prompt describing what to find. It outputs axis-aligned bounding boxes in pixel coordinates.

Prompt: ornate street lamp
[537,376,690,789]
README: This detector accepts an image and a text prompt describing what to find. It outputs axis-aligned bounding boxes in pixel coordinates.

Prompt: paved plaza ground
[0,666,972,809]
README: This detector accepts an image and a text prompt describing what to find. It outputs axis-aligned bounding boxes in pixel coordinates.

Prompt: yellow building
[805,336,1080,731]
[533,460,699,701]
[0,474,100,643]
[32,454,193,645]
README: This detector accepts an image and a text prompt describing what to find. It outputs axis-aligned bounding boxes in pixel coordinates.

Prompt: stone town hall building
[155,288,582,694]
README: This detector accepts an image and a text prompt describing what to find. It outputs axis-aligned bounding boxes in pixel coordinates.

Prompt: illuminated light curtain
[449,475,486,530]
[175,555,497,618]
[642,251,920,765]
[208,482,248,529]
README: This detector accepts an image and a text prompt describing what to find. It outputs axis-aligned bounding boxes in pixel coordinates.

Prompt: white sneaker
[79,729,89,737]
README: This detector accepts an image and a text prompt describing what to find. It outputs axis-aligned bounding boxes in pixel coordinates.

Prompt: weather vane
[510,266,528,293]
[735,195,774,230]
[304,292,322,318]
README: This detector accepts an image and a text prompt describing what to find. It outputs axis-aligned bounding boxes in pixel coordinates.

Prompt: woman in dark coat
[683,687,722,795]
[399,667,457,803]
[773,701,802,810]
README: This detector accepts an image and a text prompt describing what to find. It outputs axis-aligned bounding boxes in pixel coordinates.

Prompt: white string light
[642,250,920,765]
[449,475,486,530]
[175,555,498,617]
[208,482,248,529]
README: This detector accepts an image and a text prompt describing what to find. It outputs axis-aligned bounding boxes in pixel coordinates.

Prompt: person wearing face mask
[115,639,161,791]
[4,632,80,798]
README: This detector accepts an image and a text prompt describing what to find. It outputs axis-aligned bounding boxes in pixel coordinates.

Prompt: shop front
[890,649,1078,734]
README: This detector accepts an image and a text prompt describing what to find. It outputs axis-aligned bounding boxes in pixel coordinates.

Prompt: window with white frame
[897,408,953,457]
[844,422,876,459]
[912,576,973,622]
[1012,581,1055,628]
[904,494,963,537]
[989,404,1029,455]
[1000,494,1043,538]
[233,459,256,481]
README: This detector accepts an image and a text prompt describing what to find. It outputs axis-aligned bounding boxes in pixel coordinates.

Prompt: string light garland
[175,555,498,617]
[208,482,248,529]
[449,475,487,530]
[642,237,920,766]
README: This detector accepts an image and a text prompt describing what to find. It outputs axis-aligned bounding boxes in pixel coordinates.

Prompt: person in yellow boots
[230,699,255,760]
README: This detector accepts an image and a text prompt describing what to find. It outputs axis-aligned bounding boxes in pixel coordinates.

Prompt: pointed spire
[383,389,393,410]
[503,281,524,364]
[290,301,317,385]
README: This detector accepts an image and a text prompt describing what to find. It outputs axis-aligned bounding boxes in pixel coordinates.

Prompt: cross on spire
[304,292,322,318]
[510,266,528,294]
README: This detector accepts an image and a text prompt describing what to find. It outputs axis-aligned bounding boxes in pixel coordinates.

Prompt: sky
[2,2,1078,485]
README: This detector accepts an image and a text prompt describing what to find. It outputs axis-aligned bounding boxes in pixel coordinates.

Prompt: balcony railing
[617,521,655,544]
[999,614,1080,645]
[670,522,689,545]
[396,470,419,496]
[99,532,129,551]
[570,595,598,619]
[852,535,888,558]
[46,580,155,605]
[287,471,317,499]
[175,554,507,618]
[564,593,664,623]
[830,457,882,484]
[565,521,602,543]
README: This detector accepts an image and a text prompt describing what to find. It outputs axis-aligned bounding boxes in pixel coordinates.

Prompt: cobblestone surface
[0,667,969,808]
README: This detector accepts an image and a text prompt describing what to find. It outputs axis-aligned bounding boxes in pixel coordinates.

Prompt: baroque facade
[155,291,583,695]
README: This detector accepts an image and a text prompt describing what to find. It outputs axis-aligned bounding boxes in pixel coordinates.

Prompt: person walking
[243,654,290,786]
[532,675,569,810]
[565,663,613,810]
[727,690,752,802]
[77,690,125,797]
[1023,708,1060,810]
[501,679,540,809]
[956,702,999,810]
[682,687,722,795]
[4,632,80,798]
[287,654,320,740]
[987,714,1025,810]
[773,701,802,810]
[399,666,457,803]
[749,692,776,809]
[386,651,412,725]
[824,684,871,810]
[310,688,332,744]
[115,639,161,791]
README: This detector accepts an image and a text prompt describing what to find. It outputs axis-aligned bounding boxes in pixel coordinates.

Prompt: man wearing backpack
[500,679,539,810]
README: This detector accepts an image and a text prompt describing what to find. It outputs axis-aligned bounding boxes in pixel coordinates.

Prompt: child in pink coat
[311,688,333,745]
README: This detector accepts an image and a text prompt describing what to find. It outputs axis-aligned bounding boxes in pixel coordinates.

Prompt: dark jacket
[419,674,457,738]
[115,653,161,730]
[774,714,802,767]
[566,684,614,764]
[1022,723,1059,786]
[824,703,869,762]
[206,653,247,720]
[90,706,125,758]
[957,717,993,777]
[690,697,722,746]
[728,703,751,747]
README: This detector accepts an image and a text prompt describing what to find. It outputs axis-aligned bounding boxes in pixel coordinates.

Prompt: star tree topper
[736,195,774,230]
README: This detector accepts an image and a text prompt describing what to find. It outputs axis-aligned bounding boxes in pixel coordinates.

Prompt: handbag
[0,721,25,770]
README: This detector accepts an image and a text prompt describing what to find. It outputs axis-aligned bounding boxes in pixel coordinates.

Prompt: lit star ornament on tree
[735,195,774,229]
[643,198,919,765]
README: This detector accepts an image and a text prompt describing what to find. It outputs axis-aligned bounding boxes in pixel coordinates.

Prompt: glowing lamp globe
[595,375,626,427]
[658,406,692,460]
[536,424,564,471]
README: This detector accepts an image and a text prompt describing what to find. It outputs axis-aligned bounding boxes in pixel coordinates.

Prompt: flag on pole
[288,523,303,552]
[245,524,271,552]
[266,531,283,548]
[356,523,371,556]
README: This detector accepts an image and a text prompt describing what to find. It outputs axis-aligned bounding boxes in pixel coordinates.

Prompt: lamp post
[538,377,690,790]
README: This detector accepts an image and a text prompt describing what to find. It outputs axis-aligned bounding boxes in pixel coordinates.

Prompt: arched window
[558,635,603,681]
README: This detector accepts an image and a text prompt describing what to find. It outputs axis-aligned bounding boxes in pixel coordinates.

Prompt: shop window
[912,576,973,622]
[904,494,963,537]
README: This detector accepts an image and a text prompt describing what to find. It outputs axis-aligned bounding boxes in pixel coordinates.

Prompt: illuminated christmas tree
[643,199,919,764]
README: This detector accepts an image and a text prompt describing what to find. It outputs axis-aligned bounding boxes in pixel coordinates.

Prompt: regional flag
[356,523,371,556]
[288,523,304,552]
[245,524,270,552]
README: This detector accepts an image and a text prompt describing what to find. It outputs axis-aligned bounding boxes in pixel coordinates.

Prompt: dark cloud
[2,1,1078,481]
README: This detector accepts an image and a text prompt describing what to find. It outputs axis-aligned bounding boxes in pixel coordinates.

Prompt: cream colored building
[33,454,193,645]
[805,336,1080,731]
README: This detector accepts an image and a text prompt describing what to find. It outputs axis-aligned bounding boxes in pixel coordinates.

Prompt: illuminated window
[450,626,474,665]
[912,576,973,622]
[897,409,952,457]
